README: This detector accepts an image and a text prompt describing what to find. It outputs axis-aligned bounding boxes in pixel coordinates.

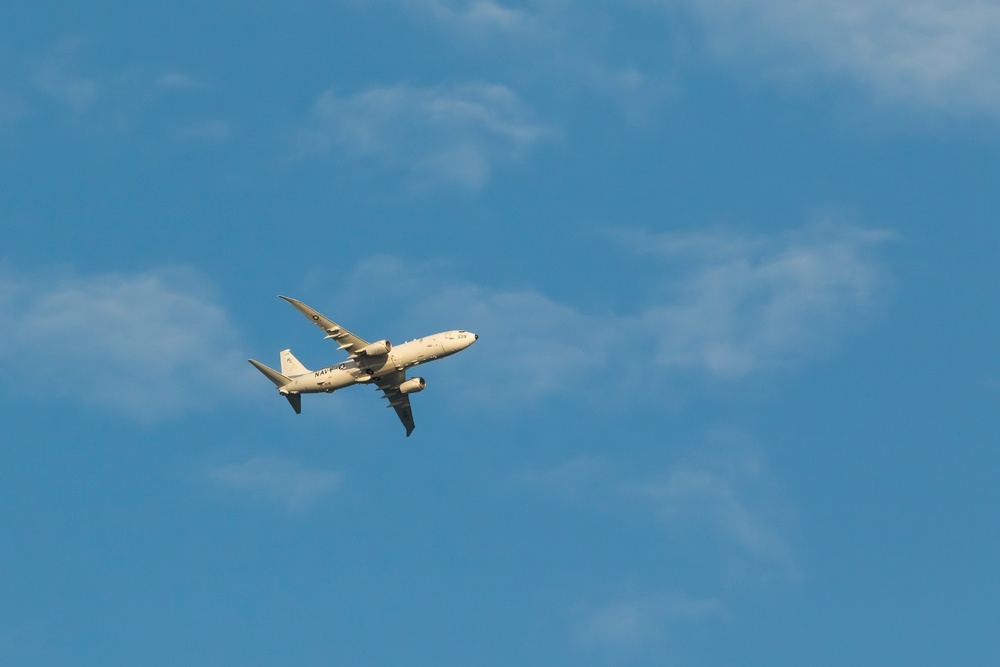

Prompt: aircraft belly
[299,367,355,392]
[291,377,322,393]
[326,370,355,389]
[389,344,421,368]
[366,358,396,376]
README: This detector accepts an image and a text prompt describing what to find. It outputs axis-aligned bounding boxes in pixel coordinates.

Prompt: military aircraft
[248,296,477,436]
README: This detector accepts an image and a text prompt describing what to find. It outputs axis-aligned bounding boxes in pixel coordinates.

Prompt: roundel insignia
[312,315,319,320]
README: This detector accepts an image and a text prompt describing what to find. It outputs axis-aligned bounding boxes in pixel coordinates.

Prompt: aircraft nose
[454,331,477,350]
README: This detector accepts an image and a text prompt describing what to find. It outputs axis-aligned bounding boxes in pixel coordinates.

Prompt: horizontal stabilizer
[248,359,292,388]
[285,392,302,414]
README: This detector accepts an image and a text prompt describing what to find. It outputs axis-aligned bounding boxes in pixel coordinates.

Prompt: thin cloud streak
[297,81,552,189]
[407,1,654,102]
[418,0,534,33]
[12,42,221,137]
[619,442,799,579]
[24,41,99,112]
[157,71,208,90]
[573,591,725,653]
[208,457,345,512]
[517,442,783,654]
[517,437,798,582]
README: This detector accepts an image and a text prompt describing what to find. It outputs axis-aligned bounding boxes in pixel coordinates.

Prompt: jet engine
[399,377,426,394]
[359,339,392,356]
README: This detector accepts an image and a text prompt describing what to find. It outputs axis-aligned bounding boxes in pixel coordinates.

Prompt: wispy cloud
[207,457,345,512]
[0,266,252,421]
[335,254,604,400]
[24,40,99,112]
[572,590,725,654]
[620,435,799,581]
[406,1,653,103]
[297,81,551,189]
[510,429,801,587]
[622,225,891,376]
[331,224,888,406]
[14,42,223,137]
[517,435,791,655]
[417,0,534,34]
[407,0,1000,115]
[658,0,1000,114]
[517,434,797,582]
[156,71,208,90]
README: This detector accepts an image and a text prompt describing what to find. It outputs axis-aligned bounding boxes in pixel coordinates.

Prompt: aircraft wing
[375,370,416,437]
[278,295,370,359]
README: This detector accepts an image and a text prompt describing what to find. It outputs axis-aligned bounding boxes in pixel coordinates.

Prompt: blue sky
[2,1,999,665]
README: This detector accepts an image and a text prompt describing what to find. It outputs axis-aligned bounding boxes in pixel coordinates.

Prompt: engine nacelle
[398,377,426,394]
[359,339,392,356]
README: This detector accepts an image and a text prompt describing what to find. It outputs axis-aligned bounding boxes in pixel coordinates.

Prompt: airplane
[248,295,478,436]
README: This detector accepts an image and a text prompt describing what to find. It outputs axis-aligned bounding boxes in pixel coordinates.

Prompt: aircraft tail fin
[248,358,292,388]
[280,349,311,377]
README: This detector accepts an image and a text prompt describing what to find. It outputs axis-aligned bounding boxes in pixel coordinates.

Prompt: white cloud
[408,0,1000,114]
[24,41,99,111]
[518,433,798,584]
[657,0,1000,113]
[407,1,654,103]
[573,591,725,652]
[331,224,887,408]
[16,43,221,136]
[157,71,208,90]
[516,439,793,656]
[0,266,252,421]
[207,457,345,512]
[334,255,604,400]
[297,82,551,189]
[418,0,533,33]
[413,284,603,397]
[623,225,891,376]
[620,437,798,579]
